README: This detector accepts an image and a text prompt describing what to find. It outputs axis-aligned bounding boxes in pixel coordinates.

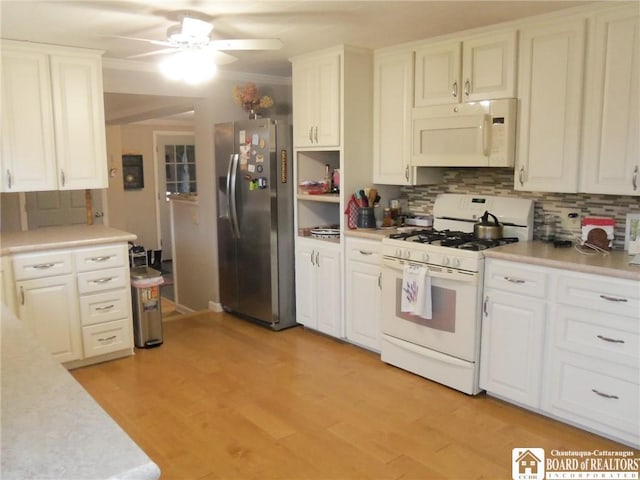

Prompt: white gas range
[380,194,534,395]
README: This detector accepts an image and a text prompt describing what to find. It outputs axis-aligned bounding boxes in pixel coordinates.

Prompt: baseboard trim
[175,304,195,314]
[208,301,224,312]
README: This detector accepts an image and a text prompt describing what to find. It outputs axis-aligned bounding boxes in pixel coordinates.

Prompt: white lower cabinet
[11,242,133,368]
[482,258,640,447]
[295,238,342,338]
[17,273,82,363]
[345,238,382,352]
[544,269,640,447]
[480,260,548,408]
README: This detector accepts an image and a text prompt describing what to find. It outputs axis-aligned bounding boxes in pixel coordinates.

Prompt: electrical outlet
[558,208,581,231]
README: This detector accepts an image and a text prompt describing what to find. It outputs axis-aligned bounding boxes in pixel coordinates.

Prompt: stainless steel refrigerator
[215,119,296,330]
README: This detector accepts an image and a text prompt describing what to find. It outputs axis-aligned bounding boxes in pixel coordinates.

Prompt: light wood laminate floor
[72,312,634,479]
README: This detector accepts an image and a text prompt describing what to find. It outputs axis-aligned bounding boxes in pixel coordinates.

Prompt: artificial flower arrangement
[232,82,274,115]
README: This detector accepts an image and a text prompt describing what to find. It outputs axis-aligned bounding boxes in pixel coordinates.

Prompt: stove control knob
[452,257,461,268]
[422,253,430,262]
[396,248,402,257]
[443,256,450,266]
[404,249,411,259]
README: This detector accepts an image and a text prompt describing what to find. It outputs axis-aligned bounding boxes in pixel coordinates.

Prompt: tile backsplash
[400,168,640,250]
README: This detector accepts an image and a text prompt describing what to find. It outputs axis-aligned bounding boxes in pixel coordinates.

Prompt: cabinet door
[415,41,461,106]
[294,244,317,328]
[462,31,517,101]
[373,51,414,185]
[581,6,640,196]
[315,246,342,338]
[315,53,341,147]
[291,53,340,148]
[515,18,586,192]
[17,274,82,363]
[292,60,317,148]
[0,49,57,192]
[346,260,382,352]
[479,289,546,408]
[50,53,108,190]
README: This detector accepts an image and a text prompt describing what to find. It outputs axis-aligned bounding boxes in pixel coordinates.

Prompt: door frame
[152,130,196,258]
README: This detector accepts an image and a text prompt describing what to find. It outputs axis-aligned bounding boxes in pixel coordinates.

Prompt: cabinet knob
[451,81,458,98]
[464,79,471,97]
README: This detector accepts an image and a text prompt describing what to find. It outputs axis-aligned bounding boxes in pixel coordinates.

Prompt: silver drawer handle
[91,277,115,284]
[33,263,55,269]
[600,294,628,303]
[597,335,624,344]
[592,389,619,400]
[504,276,525,284]
[359,250,373,255]
[95,304,115,311]
[97,335,117,342]
[88,255,113,262]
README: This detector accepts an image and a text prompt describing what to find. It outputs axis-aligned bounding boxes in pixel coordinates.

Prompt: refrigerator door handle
[228,153,241,238]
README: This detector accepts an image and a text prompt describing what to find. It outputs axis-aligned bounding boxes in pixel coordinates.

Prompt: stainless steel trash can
[130,266,164,348]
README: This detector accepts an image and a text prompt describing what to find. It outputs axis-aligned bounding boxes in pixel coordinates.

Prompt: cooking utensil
[474,210,503,240]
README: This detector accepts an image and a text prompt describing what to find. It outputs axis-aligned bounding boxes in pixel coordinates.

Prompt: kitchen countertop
[344,228,397,240]
[0,225,137,255]
[1,304,160,480]
[484,241,640,281]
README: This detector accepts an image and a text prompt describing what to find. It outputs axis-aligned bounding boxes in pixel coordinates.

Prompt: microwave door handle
[482,115,491,156]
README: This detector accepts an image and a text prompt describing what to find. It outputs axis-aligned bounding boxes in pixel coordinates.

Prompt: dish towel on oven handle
[401,264,432,319]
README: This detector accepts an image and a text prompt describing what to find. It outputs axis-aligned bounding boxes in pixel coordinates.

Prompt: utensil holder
[357,207,376,229]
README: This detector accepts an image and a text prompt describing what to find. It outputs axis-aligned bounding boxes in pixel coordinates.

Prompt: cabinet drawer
[554,304,640,368]
[346,238,382,265]
[82,318,132,358]
[77,267,128,294]
[557,272,640,318]
[484,259,548,298]
[75,244,126,272]
[13,251,73,280]
[80,289,131,326]
[546,351,639,444]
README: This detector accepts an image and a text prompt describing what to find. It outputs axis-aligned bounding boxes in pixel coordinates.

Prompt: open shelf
[296,193,340,203]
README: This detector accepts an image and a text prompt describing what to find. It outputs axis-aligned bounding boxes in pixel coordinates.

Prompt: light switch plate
[559,208,581,231]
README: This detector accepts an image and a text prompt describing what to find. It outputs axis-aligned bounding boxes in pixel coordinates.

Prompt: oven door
[381,257,482,362]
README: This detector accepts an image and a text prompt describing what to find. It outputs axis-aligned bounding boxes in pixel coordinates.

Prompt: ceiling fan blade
[110,35,173,47]
[210,39,283,51]
[127,48,178,59]
[206,50,239,65]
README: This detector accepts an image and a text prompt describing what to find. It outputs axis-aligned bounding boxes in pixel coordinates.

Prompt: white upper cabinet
[580,5,640,196]
[1,49,58,191]
[414,31,516,106]
[0,41,108,192]
[515,18,586,192]
[291,51,341,148]
[50,53,108,190]
[373,50,414,184]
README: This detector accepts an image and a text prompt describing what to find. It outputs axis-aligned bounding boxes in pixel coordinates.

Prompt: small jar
[382,208,394,227]
[540,214,555,242]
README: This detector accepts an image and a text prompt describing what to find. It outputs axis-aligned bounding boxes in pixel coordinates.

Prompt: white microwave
[412,98,517,167]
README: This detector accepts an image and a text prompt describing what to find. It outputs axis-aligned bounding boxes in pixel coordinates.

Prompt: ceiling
[0,0,593,123]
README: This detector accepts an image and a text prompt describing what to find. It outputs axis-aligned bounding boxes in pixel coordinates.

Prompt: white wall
[103,62,292,310]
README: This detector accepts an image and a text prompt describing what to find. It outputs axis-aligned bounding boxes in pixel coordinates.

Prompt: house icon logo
[512,448,545,480]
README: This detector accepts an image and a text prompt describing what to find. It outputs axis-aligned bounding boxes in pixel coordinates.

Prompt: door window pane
[164,144,196,197]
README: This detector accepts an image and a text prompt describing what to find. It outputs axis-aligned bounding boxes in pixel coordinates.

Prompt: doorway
[24,190,105,229]
[153,132,196,262]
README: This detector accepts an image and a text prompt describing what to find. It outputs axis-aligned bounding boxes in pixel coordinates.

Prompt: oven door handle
[382,258,477,282]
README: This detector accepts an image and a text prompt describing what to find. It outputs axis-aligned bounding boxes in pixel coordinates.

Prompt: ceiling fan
[118,13,283,66]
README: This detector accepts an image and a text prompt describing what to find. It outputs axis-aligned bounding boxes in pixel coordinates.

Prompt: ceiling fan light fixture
[160,50,217,84]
